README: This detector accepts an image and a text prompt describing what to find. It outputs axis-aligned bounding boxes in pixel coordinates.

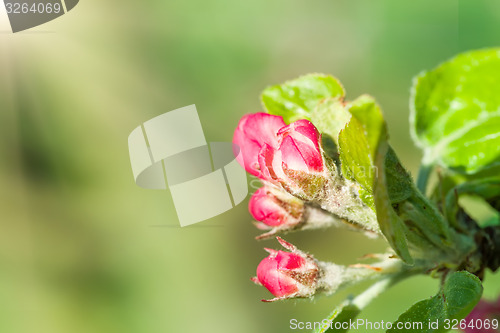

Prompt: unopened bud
[258,119,328,198]
[251,238,393,302]
[251,237,319,301]
[249,187,304,228]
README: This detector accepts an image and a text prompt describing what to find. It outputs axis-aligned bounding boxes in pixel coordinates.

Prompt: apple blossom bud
[258,119,324,179]
[249,187,304,228]
[233,113,285,178]
[249,188,361,240]
[251,237,319,301]
[258,120,327,198]
[233,113,378,233]
[277,119,324,173]
[251,238,396,302]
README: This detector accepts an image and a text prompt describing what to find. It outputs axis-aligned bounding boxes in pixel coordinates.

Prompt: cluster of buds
[234,113,377,236]
[231,71,499,328]
[234,112,386,300]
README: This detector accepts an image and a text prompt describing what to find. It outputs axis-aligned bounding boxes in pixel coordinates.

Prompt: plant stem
[351,270,411,310]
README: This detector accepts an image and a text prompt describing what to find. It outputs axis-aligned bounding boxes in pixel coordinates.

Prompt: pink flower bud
[277,119,324,173]
[258,120,326,197]
[233,113,285,178]
[251,237,318,301]
[249,187,304,228]
[258,120,324,181]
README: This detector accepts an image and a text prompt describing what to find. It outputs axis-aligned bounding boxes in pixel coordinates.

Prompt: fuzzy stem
[316,259,407,296]
[314,178,380,234]
[301,206,369,233]
[255,205,377,240]
[351,268,418,310]
[352,275,396,309]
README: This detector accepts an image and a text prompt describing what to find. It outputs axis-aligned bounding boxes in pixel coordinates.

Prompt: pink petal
[233,113,285,178]
[256,253,300,297]
[277,119,323,173]
[248,188,288,227]
[258,143,287,182]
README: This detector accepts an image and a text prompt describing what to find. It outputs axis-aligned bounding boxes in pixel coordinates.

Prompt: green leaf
[337,95,413,263]
[311,97,351,145]
[314,299,361,333]
[337,96,415,205]
[310,98,351,166]
[385,148,414,204]
[261,74,345,123]
[339,95,384,201]
[387,271,483,333]
[411,48,500,174]
[395,193,454,254]
[374,136,413,265]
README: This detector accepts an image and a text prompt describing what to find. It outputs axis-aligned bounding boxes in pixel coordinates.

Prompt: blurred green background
[1,1,500,332]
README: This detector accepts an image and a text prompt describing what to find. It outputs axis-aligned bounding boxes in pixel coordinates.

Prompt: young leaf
[411,48,500,174]
[384,148,414,204]
[261,74,345,123]
[337,95,413,263]
[339,95,384,202]
[374,137,413,265]
[387,271,483,333]
[311,97,351,145]
[335,96,414,205]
